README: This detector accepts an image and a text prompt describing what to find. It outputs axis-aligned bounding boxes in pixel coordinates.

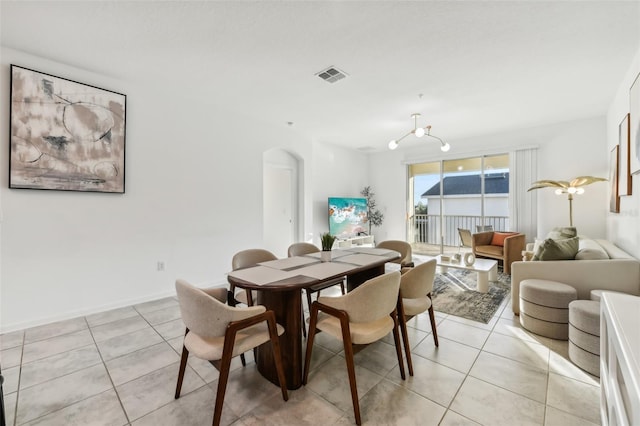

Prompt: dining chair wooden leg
[339,279,346,295]
[226,292,248,366]
[302,303,319,385]
[339,314,361,426]
[397,299,414,376]
[266,312,289,401]
[390,309,406,380]
[175,328,190,399]
[301,297,307,338]
[428,294,439,347]
[306,290,313,315]
[213,331,236,426]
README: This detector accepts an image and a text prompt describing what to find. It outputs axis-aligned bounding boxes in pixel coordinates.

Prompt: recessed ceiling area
[1,1,638,152]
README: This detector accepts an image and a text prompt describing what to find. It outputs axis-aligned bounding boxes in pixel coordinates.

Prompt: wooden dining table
[227,247,400,389]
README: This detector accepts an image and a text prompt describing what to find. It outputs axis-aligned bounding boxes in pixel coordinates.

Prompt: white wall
[311,141,369,246]
[0,48,367,332]
[370,116,609,243]
[607,47,640,258]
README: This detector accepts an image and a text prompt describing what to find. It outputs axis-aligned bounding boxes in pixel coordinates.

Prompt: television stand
[334,235,375,249]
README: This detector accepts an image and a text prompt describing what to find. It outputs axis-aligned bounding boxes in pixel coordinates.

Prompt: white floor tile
[450,376,545,426]
[436,319,490,349]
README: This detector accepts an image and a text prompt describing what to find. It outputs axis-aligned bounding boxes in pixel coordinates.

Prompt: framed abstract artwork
[609,145,620,213]
[9,65,126,193]
[630,72,640,176]
[618,113,631,195]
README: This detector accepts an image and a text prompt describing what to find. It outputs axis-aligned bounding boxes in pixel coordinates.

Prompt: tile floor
[1,284,601,425]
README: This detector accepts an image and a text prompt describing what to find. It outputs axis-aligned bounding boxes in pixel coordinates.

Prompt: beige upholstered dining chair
[303,271,405,425]
[287,242,346,336]
[397,259,439,376]
[230,248,278,306]
[376,240,415,269]
[174,279,288,426]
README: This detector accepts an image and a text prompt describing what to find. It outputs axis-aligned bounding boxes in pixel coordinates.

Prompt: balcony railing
[410,214,510,247]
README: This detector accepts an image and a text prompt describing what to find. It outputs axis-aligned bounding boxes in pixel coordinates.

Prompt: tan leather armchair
[472,231,525,275]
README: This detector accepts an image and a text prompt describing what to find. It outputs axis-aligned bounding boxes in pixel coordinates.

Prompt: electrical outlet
[157,261,165,271]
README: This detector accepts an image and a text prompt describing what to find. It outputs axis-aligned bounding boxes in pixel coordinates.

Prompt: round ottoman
[519,279,577,340]
[568,300,600,377]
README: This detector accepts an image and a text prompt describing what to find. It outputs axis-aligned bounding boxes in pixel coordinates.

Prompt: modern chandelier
[388,113,450,152]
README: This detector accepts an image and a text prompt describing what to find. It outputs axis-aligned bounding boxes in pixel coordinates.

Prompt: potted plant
[361,186,384,235]
[320,232,336,262]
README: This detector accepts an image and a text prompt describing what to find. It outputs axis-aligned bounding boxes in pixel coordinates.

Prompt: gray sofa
[511,239,640,315]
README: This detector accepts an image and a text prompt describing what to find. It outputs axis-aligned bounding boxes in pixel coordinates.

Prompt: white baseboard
[1,279,230,334]
[1,290,174,334]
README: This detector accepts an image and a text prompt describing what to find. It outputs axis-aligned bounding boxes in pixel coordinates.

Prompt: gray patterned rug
[431,268,511,324]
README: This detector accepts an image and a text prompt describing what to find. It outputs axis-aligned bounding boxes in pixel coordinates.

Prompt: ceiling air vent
[316,66,348,83]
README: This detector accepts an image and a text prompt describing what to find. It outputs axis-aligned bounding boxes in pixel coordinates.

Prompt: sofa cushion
[575,239,609,260]
[490,232,518,247]
[533,236,579,261]
[547,227,577,240]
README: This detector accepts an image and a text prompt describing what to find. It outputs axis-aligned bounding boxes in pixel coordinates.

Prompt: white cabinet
[334,235,375,249]
[600,293,640,426]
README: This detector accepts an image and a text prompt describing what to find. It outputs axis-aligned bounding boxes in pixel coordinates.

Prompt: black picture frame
[9,65,126,193]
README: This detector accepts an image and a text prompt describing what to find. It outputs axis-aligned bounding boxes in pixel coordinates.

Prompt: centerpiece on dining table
[320,232,337,262]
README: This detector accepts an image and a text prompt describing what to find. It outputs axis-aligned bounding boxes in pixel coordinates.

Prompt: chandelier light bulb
[388,140,398,150]
[414,127,425,138]
[555,189,563,195]
[441,142,450,152]
[576,187,585,194]
[567,187,577,194]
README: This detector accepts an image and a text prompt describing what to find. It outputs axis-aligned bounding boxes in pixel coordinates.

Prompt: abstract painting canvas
[10,65,126,193]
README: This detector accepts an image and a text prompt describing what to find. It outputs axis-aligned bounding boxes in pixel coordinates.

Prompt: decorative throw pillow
[575,249,609,260]
[490,232,518,246]
[575,239,609,260]
[546,227,577,240]
[533,236,579,261]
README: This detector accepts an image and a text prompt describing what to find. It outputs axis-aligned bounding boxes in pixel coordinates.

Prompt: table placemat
[293,262,354,280]
[258,256,319,271]
[228,266,298,285]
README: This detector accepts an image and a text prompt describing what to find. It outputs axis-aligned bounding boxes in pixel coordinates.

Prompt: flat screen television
[328,197,368,239]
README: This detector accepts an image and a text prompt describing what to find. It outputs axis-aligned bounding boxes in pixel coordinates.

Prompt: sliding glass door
[408,154,509,255]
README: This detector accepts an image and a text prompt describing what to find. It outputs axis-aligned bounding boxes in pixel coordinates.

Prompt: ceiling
[1,1,639,153]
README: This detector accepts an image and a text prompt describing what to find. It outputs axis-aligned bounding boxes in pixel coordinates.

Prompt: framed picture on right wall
[630,72,640,175]
[610,145,620,213]
[619,113,631,195]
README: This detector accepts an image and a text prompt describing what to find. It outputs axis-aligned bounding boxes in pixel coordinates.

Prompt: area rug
[431,268,511,324]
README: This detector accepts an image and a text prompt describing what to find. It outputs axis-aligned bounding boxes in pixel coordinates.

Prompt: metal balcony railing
[410,214,510,247]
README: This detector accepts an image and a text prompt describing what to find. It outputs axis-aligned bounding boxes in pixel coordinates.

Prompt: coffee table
[435,255,498,293]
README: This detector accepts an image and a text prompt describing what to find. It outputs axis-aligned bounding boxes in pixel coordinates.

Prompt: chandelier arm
[426,134,443,144]
[395,131,413,144]
[426,133,448,148]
